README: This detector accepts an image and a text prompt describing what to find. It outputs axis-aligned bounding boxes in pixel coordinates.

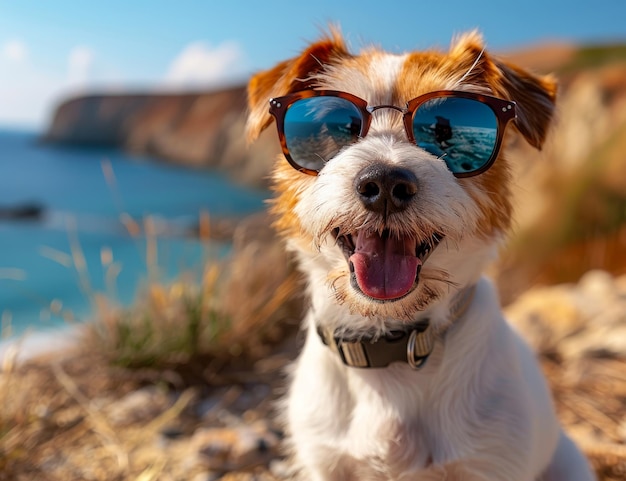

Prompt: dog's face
[247,31,556,328]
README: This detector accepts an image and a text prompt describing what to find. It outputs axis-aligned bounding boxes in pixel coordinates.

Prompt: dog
[246,29,596,481]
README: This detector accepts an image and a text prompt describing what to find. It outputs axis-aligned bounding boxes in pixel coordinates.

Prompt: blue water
[0,129,268,337]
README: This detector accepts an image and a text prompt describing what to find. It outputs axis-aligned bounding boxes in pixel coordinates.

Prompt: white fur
[316,52,408,105]
[284,281,596,480]
[273,50,595,481]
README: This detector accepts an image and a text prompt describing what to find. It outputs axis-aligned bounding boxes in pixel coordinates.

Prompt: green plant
[559,43,626,73]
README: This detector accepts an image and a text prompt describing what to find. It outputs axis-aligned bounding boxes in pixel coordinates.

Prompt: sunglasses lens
[283,96,363,172]
[412,97,498,175]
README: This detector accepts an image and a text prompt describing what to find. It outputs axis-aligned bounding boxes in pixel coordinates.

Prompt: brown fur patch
[269,159,315,248]
[246,29,350,142]
[463,156,514,237]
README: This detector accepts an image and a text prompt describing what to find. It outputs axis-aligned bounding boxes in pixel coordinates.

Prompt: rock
[269,459,297,480]
[618,419,626,443]
[0,202,44,220]
[505,283,583,352]
[614,273,626,294]
[104,386,171,426]
[560,323,626,360]
[191,421,281,472]
[576,269,624,321]
[505,270,626,360]
[218,471,279,481]
[190,472,220,481]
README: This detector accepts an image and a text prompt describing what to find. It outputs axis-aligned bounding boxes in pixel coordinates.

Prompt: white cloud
[0,39,249,129]
[0,44,97,128]
[2,39,28,62]
[164,41,247,88]
[67,45,95,87]
[0,61,64,127]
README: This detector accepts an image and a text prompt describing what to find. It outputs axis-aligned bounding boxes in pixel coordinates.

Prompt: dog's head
[247,30,556,329]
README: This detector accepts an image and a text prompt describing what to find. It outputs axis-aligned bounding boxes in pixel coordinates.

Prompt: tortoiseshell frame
[268,89,517,178]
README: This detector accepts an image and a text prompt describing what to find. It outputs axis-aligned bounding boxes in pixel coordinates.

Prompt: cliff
[43,86,280,187]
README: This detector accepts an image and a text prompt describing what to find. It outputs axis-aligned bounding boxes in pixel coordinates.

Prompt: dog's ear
[450,32,558,150]
[246,29,350,142]
[492,61,557,149]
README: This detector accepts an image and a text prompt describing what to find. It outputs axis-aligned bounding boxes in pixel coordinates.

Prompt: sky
[1,0,625,130]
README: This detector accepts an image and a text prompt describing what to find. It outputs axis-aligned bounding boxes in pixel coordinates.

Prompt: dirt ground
[1,271,625,481]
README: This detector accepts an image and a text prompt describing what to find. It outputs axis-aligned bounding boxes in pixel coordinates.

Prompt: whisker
[452,47,485,88]
[421,269,459,289]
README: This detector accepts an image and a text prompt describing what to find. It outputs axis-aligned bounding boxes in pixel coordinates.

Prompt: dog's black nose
[355,165,418,214]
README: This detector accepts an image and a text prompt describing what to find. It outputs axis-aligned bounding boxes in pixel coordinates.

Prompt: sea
[0,128,268,340]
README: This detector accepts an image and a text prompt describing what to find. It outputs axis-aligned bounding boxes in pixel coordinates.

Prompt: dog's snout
[355,165,418,214]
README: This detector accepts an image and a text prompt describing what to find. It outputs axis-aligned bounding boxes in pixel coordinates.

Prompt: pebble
[191,420,281,472]
[506,270,626,360]
[105,386,171,426]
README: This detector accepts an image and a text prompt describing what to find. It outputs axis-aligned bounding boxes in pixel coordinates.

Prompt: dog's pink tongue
[349,231,420,300]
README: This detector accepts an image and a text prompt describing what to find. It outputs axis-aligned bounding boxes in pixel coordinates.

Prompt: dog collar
[316,285,476,369]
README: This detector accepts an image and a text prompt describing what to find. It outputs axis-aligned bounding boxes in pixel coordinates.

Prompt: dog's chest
[300,406,432,481]
[346,409,432,477]
[289,343,436,478]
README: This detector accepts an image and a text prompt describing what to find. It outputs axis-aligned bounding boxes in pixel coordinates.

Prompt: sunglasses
[268,90,517,177]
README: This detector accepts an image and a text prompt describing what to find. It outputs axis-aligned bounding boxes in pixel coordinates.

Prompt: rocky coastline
[42,86,279,189]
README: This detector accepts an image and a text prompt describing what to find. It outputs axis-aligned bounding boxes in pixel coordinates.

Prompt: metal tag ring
[407,328,434,369]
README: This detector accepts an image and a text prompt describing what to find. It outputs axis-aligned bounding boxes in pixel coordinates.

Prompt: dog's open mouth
[333,228,443,301]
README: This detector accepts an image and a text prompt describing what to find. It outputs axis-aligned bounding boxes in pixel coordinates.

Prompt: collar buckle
[406,328,435,369]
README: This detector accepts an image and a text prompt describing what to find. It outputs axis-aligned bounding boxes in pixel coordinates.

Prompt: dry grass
[0,346,204,480]
[86,236,301,372]
[542,356,626,480]
[553,354,626,475]
[2,274,625,480]
[0,210,302,480]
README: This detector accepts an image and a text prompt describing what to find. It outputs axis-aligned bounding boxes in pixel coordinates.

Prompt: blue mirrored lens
[412,97,498,174]
[284,96,362,171]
